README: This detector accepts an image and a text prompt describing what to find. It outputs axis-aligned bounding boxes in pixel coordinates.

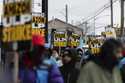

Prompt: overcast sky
[49,0,120,22]
[0,0,122,34]
[49,0,109,21]
[49,0,121,34]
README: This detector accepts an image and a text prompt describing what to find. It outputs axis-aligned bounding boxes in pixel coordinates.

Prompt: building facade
[48,18,83,35]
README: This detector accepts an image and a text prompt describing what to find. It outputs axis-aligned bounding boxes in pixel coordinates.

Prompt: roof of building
[48,18,83,31]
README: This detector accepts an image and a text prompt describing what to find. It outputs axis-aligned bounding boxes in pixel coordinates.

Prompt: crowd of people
[18,35,125,83]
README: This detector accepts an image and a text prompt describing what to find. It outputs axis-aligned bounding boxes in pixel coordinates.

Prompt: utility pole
[84,21,88,44]
[65,4,70,47]
[110,0,114,28]
[0,24,3,63]
[94,17,96,35]
[84,22,88,35]
[45,0,48,42]
[0,0,3,63]
[121,0,124,37]
[66,4,68,23]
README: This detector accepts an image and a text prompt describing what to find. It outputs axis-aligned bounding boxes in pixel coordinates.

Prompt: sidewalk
[0,63,13,83]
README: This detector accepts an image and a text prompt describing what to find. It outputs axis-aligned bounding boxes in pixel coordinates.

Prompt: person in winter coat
[119,41,125,83]
[19,35,64,83]
[50,49,63,67]
[120,57,125,83]
[60,48,79,83]
[77,38,123,83]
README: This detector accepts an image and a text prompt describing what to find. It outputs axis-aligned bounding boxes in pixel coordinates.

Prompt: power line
[81,0,119,24]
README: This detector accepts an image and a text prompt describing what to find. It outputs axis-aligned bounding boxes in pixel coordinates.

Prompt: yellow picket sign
[2,24,46,42]
[2,24,32,42]
[91,47,100,55]
[4,0,31,17]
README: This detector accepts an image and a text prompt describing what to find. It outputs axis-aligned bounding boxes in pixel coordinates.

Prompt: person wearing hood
[60,48,79,83]
[78,48,92,68]
[77,38,123,83]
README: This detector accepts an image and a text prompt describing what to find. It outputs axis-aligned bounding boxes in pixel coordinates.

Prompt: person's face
[52,50,58,57]
[53,50,57,54]
[63,55,71,63]
[114,48,122,59]
[63,51,72,63]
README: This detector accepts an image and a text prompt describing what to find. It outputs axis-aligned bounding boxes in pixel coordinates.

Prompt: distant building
[115,28,125,37]
[48,18,83,35]
[78,22,95,35]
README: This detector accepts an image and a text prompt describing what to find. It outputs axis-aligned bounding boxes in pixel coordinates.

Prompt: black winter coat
[60,62,79,83]
[121,64,125,83]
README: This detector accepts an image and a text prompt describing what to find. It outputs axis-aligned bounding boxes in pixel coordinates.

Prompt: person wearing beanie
[60,48,79,83]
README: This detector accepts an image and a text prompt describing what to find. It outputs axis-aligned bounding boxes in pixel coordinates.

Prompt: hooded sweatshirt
[77,54,123,83]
